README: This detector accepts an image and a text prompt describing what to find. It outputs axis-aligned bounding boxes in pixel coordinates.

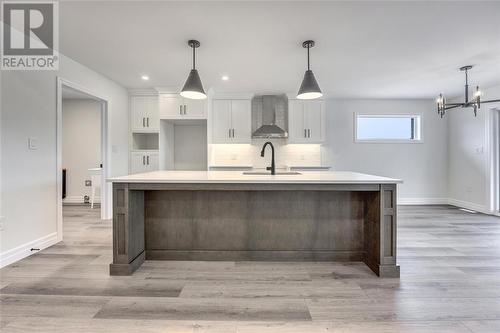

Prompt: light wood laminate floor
[1,204,500,332]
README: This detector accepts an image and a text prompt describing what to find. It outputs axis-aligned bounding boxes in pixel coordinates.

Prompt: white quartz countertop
[108,171,402,184]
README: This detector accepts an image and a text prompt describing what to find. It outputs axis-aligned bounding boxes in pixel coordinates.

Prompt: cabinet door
[287,99,307,143]
[131,97,147,131]
[146,152,159,171]
[130,152,147,174]
[305,100,324,142]
[159,95,182,118]
[145,96,159,130]
[184,98,206,118]
[212,100,232,143]
[230,100,251,143]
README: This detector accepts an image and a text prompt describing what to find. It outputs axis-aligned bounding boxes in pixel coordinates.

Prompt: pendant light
[297,40,322,100]
[180,40,207,100]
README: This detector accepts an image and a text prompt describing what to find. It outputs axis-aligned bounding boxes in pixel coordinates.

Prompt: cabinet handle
[308,129,311,138]
[147,155,150,165]
[146,117,149,127]
[179,105,182,115]
[304,129,307,138]
[142,117,145,127]
[142,155,145,165]
[232,129,235,138]
[183,105,187,115]
[228,129,231,138]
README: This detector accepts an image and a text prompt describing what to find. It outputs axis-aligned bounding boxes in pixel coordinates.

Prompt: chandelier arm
[481,99,500,104]
[444,105,461,111]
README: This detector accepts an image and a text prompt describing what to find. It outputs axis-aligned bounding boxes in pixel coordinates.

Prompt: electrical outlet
[85,180,92,186]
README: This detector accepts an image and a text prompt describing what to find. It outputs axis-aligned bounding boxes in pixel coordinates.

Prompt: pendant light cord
[307,45,310,70]
[192,46,196,70]
[464,68,469,104]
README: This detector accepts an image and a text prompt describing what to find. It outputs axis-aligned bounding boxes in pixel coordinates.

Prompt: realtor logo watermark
[1,1,59,70]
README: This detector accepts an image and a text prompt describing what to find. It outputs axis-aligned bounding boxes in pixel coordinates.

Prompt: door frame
[56,77,111,242]
[486,106,500,216]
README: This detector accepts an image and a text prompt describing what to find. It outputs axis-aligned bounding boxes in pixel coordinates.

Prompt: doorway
[56,78,110,242]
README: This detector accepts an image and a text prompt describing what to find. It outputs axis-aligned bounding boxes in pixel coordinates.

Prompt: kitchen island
[108,171,402,277]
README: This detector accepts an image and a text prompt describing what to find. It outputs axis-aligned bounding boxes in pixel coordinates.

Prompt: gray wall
[62,99,102,202]
[1,54,129,258]
[447,84,500,212]
[324,99,448,202]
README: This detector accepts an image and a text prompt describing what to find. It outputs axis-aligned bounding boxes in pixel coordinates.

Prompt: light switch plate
[28,138,38,150]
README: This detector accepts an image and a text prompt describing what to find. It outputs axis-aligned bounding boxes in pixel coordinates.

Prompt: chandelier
[436,65,500,118]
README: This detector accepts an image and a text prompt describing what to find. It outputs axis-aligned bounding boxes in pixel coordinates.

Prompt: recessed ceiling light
[221,75,229,81]
[141,75,149,81]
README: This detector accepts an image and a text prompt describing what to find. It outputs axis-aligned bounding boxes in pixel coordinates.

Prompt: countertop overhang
[108,171,402,184]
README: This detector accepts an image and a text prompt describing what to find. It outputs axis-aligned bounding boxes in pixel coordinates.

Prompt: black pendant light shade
[298,70,322,100]
[180,40,207,100]
[297,40,322,100]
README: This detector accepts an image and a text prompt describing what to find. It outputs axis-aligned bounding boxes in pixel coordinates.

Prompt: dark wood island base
[110,181,400,278]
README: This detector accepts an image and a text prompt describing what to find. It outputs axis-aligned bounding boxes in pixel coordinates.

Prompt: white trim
[486,106,500,214]
[63,196,101,204]
[353,113,423,143]
[447,198,490,215]
[128,88,158,96]
[398,197,496,215]
[57,77,111,244]
[0,232,58,268]
[398,198,448,205]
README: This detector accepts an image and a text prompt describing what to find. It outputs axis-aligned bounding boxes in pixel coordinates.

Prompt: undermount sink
[242,171,302,175]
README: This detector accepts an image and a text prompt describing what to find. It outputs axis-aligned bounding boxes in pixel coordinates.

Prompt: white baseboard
[399,197,494,215]
[63,195,100,204]
[447,198,491,215]
[398,198,449,205]
[0,232,59,268]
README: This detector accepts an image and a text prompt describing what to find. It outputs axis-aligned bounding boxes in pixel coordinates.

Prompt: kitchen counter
[109,170,401,278]
[108,170,402,184]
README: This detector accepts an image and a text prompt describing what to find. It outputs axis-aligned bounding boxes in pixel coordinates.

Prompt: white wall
[1,54,128,266]
[62,99,102,202]
[447,84,500,213]
[324,99,448,202]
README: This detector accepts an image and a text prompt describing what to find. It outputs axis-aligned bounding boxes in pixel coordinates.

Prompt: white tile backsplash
[210,140,323,169]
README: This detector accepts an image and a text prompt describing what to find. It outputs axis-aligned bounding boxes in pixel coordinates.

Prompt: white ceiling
[59,1,500,99]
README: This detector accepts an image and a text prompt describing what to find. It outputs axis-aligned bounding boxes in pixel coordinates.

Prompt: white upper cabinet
[159,94,206,119]
[158,95,180,118]
[212,100,232,143]
[230,100,252,143]
[131,96,159,132]
[212,99,251,144]
[288,99,325,143]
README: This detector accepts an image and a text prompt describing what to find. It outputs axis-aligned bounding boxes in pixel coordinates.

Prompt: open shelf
[132,133,159,151]
[160,119,207,171]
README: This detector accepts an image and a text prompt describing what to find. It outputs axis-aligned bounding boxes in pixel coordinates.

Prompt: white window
[354,114,422,143]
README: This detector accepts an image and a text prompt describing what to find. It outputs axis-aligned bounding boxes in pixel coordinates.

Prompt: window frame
[353,113,423,144]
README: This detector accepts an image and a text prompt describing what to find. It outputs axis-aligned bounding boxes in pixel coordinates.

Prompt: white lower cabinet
[288,99,325,143]
[130,151,159,174]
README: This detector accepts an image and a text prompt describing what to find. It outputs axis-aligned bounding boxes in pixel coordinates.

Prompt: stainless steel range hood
[252,95,288,138]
